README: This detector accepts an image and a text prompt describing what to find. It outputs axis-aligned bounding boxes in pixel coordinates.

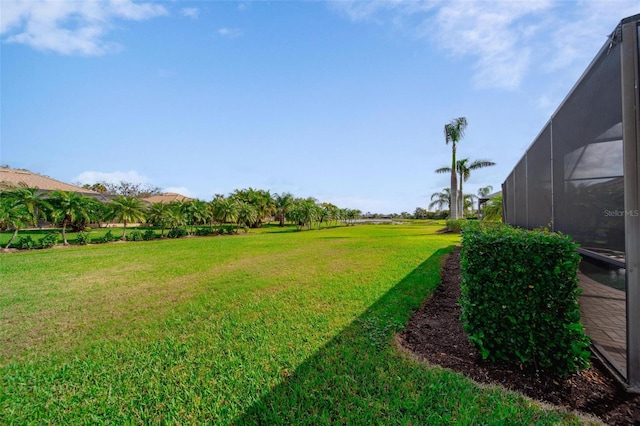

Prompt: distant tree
[443,117,467,219]
[436,158,495,218]
[88,181,163,198]
[0,192,31,249]
[477,185,493,198]
[82,182,108,193]
[429,188,451,212]
[413,207,428,219]
[166,202,187,233]
[182,199,210,235]
[211,197,238,232]
[236,201,257,232]
[106,195,147,240]
[48,191,94,245]
[231,188,275,228]
[147,202,172,237]
[2,185,51,227]
[274,192,294,227]
[482,194,503,222]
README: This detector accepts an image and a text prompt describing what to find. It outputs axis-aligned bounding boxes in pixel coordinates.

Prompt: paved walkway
[578,272,627,378]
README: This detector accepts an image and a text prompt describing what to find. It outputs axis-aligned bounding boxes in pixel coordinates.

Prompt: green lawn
[1,224,584,424]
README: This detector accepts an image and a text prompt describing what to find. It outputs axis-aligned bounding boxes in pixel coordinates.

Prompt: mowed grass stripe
[1,224,583,424]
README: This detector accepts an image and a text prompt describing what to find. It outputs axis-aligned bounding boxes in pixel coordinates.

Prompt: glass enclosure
[502,14,640,389]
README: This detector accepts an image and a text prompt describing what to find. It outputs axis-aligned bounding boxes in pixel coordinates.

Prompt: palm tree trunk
[450,145,458,219]
[121,221,127,241]
[5,229,19,249]
[62,221,68,245]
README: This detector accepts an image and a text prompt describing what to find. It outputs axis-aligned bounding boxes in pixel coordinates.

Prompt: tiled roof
[143,192,192,204]
[0,167,99,194]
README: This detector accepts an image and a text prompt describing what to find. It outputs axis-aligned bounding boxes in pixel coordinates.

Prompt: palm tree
[147,202,171,237]
[482,194,503,222]
[166,202,187,233]
[182,199,209,235]
[429,188,451,212]
[477,185,493,198]
[211,197,238,232]
[274,192,294,227]
[0,193,31,249]
[231,188,275,228]
[6,186,51,227]
[443,117,468,219]
[107,195,147,240]
[435,158,495,218]
[48,191,94,245]
[236,201,257,233]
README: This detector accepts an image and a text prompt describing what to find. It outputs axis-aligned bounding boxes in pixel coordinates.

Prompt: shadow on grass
[233,245,572,425]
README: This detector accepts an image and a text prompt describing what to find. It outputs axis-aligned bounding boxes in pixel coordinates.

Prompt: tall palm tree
[443,117,468,219]
[107,195,147,240]
[435,158,495,218]
[48,191,94,245]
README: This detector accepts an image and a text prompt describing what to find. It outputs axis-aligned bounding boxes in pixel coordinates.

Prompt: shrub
[446,219,466,233]
[459,222,590,377]
[195,227,214,236]
[167,228,187,239]
[99,230,116,244]
[16,235,36,250]
[142,229,156,241]
[126,230,143,242]
[39,233,59,248]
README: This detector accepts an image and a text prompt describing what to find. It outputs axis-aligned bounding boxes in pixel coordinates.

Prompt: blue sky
[2,0,638,214]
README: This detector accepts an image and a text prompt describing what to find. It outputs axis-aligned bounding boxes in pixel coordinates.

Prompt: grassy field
[1,223,584,424]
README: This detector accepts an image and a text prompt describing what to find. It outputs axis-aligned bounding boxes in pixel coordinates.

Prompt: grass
[0,223,584,424]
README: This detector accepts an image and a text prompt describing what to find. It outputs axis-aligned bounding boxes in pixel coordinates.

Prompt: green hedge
[446,219,466,233]
[459,222,590,376]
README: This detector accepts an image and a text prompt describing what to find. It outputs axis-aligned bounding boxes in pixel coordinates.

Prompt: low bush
[39,233,59,248]
[142,229,156,241]
[446,219,466,233]
[126,230,143,242]
[98,230,116,244]
[195,227,214,236]
[16,235,36,250]
[167,228,187,239]
[459,222,590,377]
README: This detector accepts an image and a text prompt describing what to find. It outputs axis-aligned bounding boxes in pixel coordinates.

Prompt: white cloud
[217,27,242,38]
[1,0,167,56]
[164,186,196,198]
[330,0,635,91]
[181,7,199,19]
[74,170,152,185]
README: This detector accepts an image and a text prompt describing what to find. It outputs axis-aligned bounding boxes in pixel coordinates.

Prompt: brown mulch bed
[398,247,640,425]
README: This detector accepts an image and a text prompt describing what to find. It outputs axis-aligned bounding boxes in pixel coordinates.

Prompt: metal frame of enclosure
[502,14,640,390]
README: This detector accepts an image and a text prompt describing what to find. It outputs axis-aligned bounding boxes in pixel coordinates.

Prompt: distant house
[143,192,192,204]
[0,167,109,201]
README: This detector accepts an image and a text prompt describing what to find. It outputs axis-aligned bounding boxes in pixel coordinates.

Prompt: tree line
[0,185,362,249]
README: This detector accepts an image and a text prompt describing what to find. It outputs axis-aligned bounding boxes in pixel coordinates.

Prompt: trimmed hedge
[446,219,466,233]
[459,222,590,377]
